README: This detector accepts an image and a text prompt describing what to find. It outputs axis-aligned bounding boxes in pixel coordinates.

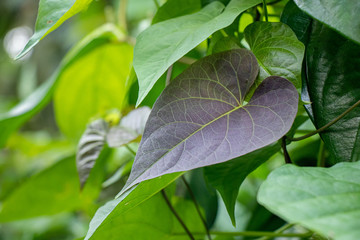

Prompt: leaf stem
[181,176,211,240]
[178,56,197,65]
[153,0,160,9]
[256,223,294,240]
[281,136,292,164]
[173,230,313,238]
[118,0,128,33]
[166,65,173,87]
[262,0,269,22]
[161,190,195,240]
[317,140,326,167]
[125,144,136,156]
[287,99,360,142]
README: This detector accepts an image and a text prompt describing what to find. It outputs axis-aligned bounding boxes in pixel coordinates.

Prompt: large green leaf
[244,22,305,89]
[258,161,360,240]
[305,21,360,163]
[0,24,126,148]
[54,37,133,140]
[133,0,262,106]
[123,49,298,193]
[84,173,183,240]
[16,0,93,59]
[0,156,80,222]
[204,143,280,225]
[152,0,201,24]
[293,0,360,44]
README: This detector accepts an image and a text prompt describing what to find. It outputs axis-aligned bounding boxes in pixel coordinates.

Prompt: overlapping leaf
[16,0,93,59]
[244,22,305,89]
[293,0,360,44]
[258,161,360,240]
[152,0,201,24]
[123,49,298,193]
[134,0,262,106]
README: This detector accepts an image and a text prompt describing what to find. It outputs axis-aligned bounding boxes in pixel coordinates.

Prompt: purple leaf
[123,49,298,192]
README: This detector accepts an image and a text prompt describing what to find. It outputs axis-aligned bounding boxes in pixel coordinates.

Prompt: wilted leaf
[293,0,360,44]
[134,0,262,106]
[123,49,298,192]
[16,0,93,59]
[204,143,280,225]
[258,161,360,240]
[244,22,305,89]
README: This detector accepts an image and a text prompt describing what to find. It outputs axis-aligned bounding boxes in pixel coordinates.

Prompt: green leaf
[152,0,201,24]
[0,24,125,148]
[204,143,280,225]
[305,21,360,163]
[84,173,183,240]
[0,156,80,222]
[293,0,360,44]
[244,22,305,90]
[54,37,133,140]
[258,161,360,240]
[134,0,262,106]
[16,0,93,59]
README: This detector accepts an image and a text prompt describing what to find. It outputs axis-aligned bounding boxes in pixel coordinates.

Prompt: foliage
[0,0,359,239]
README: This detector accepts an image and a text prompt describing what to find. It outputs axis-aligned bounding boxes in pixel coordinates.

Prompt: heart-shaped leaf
[123,49,299,192]
[258,161,360,240]
[244,22,305,89]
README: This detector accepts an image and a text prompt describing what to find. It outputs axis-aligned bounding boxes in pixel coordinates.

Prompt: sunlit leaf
[84,173,183,240]
[134,0,262,106]
[123,49,298,192]
[293,0,360,44]
[16,0,93,59]
[258,161,360,240]
[0,156,80,222]
[204,143,280,225]
[244,22,305,89]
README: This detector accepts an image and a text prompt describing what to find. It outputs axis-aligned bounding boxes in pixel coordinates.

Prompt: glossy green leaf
[54,40,133,140]
[204,143,280,225]
[258,161,360,240]
[124,49,298,193]
[152,0,201,24]
[293,0,360,44]
[0,24,126,148]
[305,21,360,163]
[84,172,183,240]
[244,22,305,89]
[16,0,93,59]
[0,156,80,222]
[134,0,262,106]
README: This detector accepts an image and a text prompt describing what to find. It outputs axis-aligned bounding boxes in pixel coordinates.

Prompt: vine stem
[161,190,195,240]
[166,65,173,87]
[256,223,294,240]
[172,230,313,238]
[124,144,136,156]
[287,99,360,142]
[181,176,212,240]
[262,0,269,22]
[281,136,292,164]
[153,0,160,9]
[118,0,128,33]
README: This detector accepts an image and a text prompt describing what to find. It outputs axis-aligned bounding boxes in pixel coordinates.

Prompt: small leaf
[204,143,280,225]
[134,0,262,106]
[106,106,151,147]
[54,38,133,140]
[16,0,93,59]
[258,161,360,240]
[123,49,298,192]
[77,119,108,188]
[152,0,201,24]
[244,22,305,89]
[84,173,183,240]
[0,156,80,222]
[293,0,360,44]
[305,21,360,163]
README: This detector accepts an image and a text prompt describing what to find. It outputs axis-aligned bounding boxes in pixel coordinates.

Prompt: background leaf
[84,173,183,240]
[244,21,305,89]
[152,0,201,24]
[134,0,262,106]
[258,161,360,240]
[16,0,93,59]
[0,156,80,222]
[293,0,360,44]
[305,21,360,163]
[124,49,298,192]
[54,39,133,140]
[204,143,280,225]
